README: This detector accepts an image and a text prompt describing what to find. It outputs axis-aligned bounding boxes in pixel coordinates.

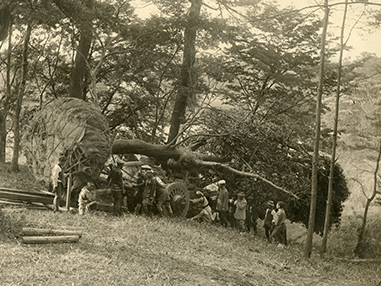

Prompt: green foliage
[197,106,350,235]
[287,158,350,235]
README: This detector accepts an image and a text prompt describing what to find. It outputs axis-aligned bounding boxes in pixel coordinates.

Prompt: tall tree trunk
[305,0,329,258]
[69,0,94,99]
[0,17,12,162]
[321,0,349,255]
[0,1,10,41]
[52,0,94,100]
[167,0,202,144]
[11,21,32,172]
[354,140,381,257]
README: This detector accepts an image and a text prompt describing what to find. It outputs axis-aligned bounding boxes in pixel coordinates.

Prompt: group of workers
[51,157,287,246]
[189,180,288,246]
[51,157,174,217]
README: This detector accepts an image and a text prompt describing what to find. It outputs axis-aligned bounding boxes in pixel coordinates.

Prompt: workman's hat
[247,196,254,200]
[217,180,226,186]
[196,191,204,196]
[237,192,245,197]
[141,165,152,171]
[87,182,95,188]
[267,200,275,208]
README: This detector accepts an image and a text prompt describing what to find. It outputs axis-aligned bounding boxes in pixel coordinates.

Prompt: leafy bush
[199,111,350,235]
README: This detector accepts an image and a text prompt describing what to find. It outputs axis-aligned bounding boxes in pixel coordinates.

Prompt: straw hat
[196,191,204,196]
[141,165,152,171]
[217,180,226,186]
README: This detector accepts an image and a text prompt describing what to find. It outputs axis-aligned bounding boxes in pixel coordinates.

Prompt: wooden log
[66,175,72,210]
[0,190,53,205]
[0,187,54,197]
[22,235,80,244]
[0,200,49,210]
[22,228,83,238]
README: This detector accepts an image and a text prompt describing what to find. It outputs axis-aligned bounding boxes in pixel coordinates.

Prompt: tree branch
[193,159,300,199]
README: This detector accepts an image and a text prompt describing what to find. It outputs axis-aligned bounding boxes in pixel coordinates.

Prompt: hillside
[0,163,380,285]
[0,205,378,285]
[0,162,46,192]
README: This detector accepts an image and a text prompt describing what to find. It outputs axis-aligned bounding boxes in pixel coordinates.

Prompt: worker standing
[51,156,66,213]
[107,160,125,216]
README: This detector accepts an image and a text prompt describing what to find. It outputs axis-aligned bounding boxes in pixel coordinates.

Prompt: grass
[0,206,379,286]
[0,161,380,285]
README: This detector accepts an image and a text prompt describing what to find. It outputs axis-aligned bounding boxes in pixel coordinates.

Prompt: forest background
[0,0,381,265]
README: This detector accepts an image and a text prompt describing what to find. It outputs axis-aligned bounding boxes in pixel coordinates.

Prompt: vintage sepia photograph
[0,0,380,285]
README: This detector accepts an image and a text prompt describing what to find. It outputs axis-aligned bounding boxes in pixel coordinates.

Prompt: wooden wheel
[166,182,189,217]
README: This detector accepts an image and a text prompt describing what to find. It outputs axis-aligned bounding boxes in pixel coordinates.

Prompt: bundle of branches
[23,98,112,187]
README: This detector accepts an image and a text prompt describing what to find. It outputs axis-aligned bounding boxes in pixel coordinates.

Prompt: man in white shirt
[51,156,66,212]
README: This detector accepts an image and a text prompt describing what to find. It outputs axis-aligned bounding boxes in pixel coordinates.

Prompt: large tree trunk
[69,0,94,99]
[167,0,202,144]
[11,20,32,172]
[0,1,10,41]
[112,139,229,163]
[52,0,94,100]
[112,139,299,199]
[0,16,12,163]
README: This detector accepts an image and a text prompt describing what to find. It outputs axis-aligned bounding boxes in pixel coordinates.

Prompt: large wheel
[166,182,189,217]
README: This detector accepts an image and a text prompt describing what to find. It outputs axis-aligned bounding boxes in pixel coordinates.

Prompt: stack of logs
[21,227,84,244]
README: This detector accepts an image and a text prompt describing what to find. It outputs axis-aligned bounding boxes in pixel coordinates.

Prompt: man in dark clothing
[107,160,125,216]
[133,168,146,214]
[263,200,276,242]
[245,196,259,234]
[142,165,166,216]
[216,180,229,227]
[134,165,154,215]
[155,186,173,217]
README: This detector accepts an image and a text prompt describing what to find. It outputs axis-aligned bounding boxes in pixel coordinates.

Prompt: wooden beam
[22,235,80,244]
[0,190,54,205]
[0,187,54,197]
[22,228,83,238]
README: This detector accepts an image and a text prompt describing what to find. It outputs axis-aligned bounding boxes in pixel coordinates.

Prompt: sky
[279,0,381,59]
[131,0,381,60]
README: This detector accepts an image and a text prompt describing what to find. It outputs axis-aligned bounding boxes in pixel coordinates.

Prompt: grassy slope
[0,207,379,286]
[0,163,380,285]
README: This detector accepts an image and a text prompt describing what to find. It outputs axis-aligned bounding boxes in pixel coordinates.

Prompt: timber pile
[0,187,129,214]
[0,187,54,210]
[21,227,83,244]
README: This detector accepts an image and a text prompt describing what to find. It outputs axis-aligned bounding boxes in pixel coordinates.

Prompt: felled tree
[23,97,112,187]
